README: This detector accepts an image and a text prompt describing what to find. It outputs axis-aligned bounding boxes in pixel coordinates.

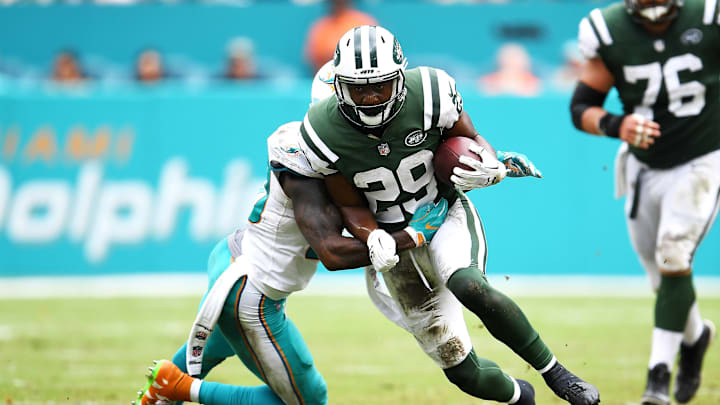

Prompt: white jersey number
[623,53,706,119]
[353,150,438,224]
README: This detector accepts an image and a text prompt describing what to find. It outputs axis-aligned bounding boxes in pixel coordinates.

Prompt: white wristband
[403,226,423,247]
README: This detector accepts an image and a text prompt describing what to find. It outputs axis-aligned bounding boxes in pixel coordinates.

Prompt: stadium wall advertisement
[1,84,718,277]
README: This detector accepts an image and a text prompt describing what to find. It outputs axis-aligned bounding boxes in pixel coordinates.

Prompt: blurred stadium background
[0,0,718,403]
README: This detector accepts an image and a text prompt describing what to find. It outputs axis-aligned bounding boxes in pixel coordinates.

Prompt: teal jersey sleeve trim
[248,169,271,224]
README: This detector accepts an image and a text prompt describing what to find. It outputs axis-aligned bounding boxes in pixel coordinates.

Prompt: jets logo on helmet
[333,25,408,129]
[624,0,683,23]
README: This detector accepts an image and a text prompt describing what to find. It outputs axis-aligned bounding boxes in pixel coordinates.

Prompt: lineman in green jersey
[300,25,600,405]
[571,0,719,404]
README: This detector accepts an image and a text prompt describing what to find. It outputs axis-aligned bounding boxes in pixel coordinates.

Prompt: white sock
[190,379,203,403]
[648,327,683,370]
[538,355,557,374]
[682,302,704,345]
[507,377,521,404]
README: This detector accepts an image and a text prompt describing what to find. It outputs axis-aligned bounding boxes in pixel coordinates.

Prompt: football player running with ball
[570,0,719,404]
[300,25,600,405]
[131,112,450,404]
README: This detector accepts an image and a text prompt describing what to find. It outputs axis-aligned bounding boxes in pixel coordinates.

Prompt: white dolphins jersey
[241,121,324,298]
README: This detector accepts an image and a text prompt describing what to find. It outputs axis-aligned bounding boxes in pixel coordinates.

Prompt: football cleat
[542,362,600,405]
[641,363,670,405]
[132,359,192,405]
[515,379,536,405]
[674,319,716,403]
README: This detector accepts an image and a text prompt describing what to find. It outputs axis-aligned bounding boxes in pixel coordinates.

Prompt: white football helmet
[333,25,408,129]
[624,0,683,22]
[311,60,335,106]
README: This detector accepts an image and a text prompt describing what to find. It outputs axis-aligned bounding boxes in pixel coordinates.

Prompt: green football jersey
[300,67,463,232]
[578,0,720,168]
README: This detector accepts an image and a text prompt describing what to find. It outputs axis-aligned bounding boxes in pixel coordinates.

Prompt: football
[433,136,482,186]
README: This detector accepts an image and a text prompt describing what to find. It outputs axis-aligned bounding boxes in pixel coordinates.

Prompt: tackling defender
[300,25,600,405]
[133,61,547,405]
[132,122,449,405]
[570,0,718,403]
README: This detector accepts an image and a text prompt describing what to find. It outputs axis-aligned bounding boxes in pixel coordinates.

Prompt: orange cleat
[132,360,194,405]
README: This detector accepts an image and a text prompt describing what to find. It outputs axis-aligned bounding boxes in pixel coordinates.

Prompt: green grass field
[2,295,718,405]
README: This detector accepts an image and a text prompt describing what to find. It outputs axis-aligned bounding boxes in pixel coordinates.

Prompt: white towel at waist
[614,142,629,199]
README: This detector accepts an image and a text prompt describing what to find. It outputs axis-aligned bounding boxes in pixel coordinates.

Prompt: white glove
[366,229,399,273]
[450,143,507,191]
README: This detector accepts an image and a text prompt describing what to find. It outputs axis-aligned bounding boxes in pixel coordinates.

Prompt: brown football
[433,136,481,186]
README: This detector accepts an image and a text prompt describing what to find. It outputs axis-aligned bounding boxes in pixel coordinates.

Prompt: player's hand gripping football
[450,143,507,191]
[620,113,660,149]
[404,198,449,247]
[496,150,543,178]
[366,229,399,273]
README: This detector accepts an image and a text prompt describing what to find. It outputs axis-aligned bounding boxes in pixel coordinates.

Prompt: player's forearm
[572,59,618,137]
[338,206,380,243]
[319,231,413,271]
[581,106,610,136]
[315,236,370,270]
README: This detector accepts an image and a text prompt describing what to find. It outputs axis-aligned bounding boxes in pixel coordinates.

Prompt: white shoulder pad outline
[579,8,614,59]
[703,0,720,25]
[419,66,463,131]
[297,114,339,176]
[590,8,614,46]
[578,17,601,59]
[267,121,323,179]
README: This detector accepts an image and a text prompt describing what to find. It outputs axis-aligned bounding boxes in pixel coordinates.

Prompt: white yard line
[1,273,719,299]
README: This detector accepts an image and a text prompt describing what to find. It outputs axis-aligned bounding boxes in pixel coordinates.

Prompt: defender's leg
[215,275,327,405]
[134,238,285,405]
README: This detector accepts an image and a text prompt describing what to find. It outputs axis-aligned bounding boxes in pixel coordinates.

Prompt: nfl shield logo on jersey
[653,39,665,52]
[378,143,391,156]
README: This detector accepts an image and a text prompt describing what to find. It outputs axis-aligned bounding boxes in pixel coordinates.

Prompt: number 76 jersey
[299,67,463,232]
[578,0,720,168]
